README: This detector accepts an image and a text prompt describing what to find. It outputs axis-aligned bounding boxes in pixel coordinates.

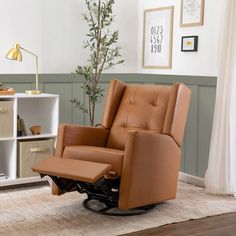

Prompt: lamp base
[25,90,41,95]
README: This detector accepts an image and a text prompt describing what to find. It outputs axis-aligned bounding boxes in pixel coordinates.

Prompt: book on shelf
[17,115,22,136]
[17,115,27,136]
[20,118,27,136]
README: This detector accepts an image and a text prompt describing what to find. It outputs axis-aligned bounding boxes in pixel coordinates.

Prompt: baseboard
[0,176,50,188]
[179,172,205,188]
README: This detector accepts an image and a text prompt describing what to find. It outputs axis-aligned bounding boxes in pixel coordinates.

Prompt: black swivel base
[48,175,156,216]
[83,198,155,216]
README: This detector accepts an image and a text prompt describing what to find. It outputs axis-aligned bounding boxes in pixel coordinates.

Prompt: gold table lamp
[6,43,41,95]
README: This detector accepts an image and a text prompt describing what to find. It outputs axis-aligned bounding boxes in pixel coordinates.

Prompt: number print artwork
[143,6,173,69]
[150,26,163,54]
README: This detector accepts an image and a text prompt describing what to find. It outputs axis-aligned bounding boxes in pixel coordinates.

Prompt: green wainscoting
[0,73,217,178]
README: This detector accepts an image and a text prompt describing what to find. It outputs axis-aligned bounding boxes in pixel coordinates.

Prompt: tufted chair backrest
[102,80,191,150]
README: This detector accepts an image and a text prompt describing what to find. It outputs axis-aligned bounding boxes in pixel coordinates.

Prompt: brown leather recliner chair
[33,80,191,216]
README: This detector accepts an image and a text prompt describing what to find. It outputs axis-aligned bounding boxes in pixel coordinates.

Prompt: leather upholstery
[52,80,191,209]
[32,157,112,183]
[106,85,172,150]
[53,124,109,195]
[63,146,124,175]
[163,83,191,146]
[102,80,126,129]
[55,124,109,157]
[119,131,181,209]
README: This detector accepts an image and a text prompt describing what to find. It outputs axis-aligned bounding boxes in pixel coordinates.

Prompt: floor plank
[122,213,236,236]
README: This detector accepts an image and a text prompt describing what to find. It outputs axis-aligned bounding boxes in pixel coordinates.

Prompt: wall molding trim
[0,73,217,86]
[179,172,205,187]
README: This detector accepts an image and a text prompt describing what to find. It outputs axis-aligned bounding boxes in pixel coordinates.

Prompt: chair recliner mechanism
[42,172,155,216]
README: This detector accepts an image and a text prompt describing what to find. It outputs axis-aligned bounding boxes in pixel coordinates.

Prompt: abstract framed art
[181,36,198,52]
[142,6,174,69]
[180,0,204,27]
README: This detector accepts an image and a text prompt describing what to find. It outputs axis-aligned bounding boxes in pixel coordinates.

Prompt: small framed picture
[180,0,204,27]
[181,36,198,52]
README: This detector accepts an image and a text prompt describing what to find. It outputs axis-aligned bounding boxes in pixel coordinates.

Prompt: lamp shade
[6,43,22,61]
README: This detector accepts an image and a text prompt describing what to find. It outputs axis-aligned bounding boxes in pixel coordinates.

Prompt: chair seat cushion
[63,146,124,176]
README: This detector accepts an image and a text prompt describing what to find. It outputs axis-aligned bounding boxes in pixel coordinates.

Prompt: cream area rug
[1,182,236,236]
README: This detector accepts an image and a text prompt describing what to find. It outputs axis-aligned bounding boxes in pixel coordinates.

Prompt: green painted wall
[0,73,217,178]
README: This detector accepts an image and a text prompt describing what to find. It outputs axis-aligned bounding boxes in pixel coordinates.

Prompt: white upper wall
[0,0,138,74]
[0,0,222,76]
[138,0,222,76]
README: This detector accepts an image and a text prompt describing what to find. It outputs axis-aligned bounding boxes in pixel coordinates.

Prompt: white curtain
[205,0,236,194]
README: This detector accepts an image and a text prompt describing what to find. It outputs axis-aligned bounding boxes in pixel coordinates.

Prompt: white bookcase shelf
[0,93,59,185]
[17,134,57,140]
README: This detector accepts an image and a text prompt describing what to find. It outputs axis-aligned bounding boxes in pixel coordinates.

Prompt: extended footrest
[32,157,112,183]
[32,156,155,216]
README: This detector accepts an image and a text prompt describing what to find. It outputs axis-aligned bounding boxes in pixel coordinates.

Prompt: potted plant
[71,0,124,126]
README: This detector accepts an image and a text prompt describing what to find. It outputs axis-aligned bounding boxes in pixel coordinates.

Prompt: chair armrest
[52,124,109,196]
[55,124,109,157]
[119,131,181,209]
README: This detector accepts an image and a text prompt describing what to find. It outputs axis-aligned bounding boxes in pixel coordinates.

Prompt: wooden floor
[123,213,236,236]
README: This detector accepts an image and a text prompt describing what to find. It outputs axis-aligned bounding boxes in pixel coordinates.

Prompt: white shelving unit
[0,93,59,186]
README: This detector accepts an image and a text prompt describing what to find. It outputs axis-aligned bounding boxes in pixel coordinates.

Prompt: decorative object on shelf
[0,82,15,95]
[0,88,16,95]
[0,173,7,180]
[6,43,41,95]
[180,0,204,27]
[30,125,41,135]
[71,0,124,126]
[181,36,198,52]
[143,6,174,69]
[17,115,27,136]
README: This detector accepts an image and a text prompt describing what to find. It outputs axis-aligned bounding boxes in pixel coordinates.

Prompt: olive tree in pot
[71,0,124,126]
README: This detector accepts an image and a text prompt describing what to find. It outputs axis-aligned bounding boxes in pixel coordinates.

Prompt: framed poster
[181,36,198,52]
[142,6,174,69]
[180,0,204,27]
